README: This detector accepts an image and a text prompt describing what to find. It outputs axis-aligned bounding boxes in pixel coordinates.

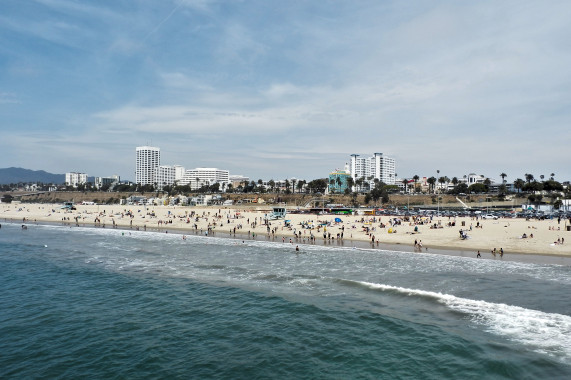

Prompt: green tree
[483,178,492,192]
[356,177,365,193]
[438,176,448,192]
[456,183,469,194]
[468,183,487,194]
[427,177,436,193]
[346,177,355,193]
[451,177,459,193]
[543,180,563,192]
[297,180,305,194]
[514,178,525,193]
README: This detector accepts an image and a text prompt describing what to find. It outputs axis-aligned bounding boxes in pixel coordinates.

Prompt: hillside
[0,167,65,184]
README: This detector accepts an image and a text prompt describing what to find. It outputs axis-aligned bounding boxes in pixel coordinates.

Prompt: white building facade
[65,172,88,188]
[349,153,396,187]
[95,175,120,190]
[174,165,186,183]
[136,146,160,186]
[155,165,176,189]
[179,168,230,190]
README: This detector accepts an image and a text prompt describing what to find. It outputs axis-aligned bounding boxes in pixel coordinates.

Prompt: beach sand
[3,203,571,261]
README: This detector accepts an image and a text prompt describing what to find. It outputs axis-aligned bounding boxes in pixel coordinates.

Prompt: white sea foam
[357,281,571,362]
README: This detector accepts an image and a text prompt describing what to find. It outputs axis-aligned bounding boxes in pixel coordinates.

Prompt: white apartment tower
[350,153,396,186]
[136,146,160,185]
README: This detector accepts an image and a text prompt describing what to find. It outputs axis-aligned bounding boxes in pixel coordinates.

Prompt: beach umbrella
[335,217,343,223]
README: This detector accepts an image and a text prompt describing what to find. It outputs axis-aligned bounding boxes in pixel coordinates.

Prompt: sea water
[0,223,570,379]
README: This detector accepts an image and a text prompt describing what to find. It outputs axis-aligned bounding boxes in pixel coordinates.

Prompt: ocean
[1,222,570,379]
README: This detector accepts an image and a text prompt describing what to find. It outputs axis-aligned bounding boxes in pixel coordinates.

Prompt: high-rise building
[135,146,160,185]
[349,152,396,188]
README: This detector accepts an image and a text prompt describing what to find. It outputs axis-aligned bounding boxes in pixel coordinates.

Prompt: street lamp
[437,169,440,215]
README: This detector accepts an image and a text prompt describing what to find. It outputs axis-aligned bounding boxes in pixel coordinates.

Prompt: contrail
[143,0,187,41]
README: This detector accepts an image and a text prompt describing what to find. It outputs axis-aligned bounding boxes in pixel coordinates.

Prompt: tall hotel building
[350,153,396,185]
[135,146,160,185]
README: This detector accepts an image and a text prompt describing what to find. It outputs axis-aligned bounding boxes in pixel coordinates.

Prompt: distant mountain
[0,167,65,184]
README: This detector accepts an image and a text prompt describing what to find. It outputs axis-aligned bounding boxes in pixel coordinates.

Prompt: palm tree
[268,179,275,193]
[329,178,336,192]
[297,180,305,193]
[525,173,534,184]
[451,177,459,192]
[291,179,297,194]
[356,177,365,193]
[500,173,507,184]
[413,175,419,193]
[438,176,448,193]
[550,173,555,180]
[540,174,545,182]
[514,178,525,193]
[402,179,408,193]
[367,175,374,191]
[427,177,436,193]
[346,177,355,193]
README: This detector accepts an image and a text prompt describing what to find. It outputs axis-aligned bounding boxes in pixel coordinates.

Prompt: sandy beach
[2,202,571,259]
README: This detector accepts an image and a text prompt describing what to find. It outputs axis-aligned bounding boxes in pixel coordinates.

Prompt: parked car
[482,214,498,220]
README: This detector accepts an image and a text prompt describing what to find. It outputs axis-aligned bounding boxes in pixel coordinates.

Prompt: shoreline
[4,216,571,266]
[3,202,570,262]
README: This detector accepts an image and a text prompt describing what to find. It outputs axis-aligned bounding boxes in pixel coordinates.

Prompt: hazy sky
[1,0,570,183]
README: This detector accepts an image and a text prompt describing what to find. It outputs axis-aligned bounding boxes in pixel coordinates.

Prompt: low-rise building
[328,166,351,194]
[95,175,120,190]
[65,172,87,188]
[179,168,230,190]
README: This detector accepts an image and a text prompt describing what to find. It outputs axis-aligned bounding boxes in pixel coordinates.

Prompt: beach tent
[335,217,343,223]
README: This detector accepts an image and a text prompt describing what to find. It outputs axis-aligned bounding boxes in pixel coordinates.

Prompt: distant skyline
[1,1,570,183]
